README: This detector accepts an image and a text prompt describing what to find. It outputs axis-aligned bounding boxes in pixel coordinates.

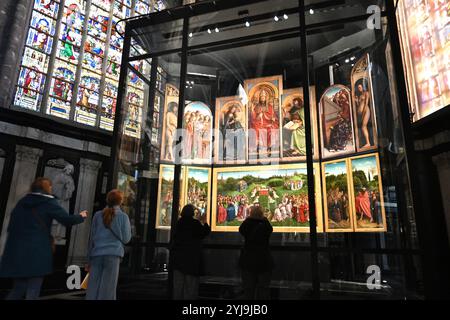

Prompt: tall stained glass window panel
[13,0,169,128]
[48,0,86,119]
[14,0,60,111]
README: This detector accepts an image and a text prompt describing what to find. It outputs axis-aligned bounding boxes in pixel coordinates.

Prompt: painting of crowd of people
[323,160,353,232]
[182,167,210,223]
[350,155,385,231]
[212,165,322,232]
[156,165,175,229]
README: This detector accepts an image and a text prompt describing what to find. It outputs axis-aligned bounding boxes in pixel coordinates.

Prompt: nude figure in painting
[354,82,372,149]
[164,102,178,161]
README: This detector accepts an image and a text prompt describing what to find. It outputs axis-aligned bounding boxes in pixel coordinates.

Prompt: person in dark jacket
[171,204,210,300]
[0,177,87,300]
[239,205,274,300]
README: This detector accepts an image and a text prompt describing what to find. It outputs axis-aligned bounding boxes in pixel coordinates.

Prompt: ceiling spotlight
[189,32,193,38]
[345,58,350,63]
[309,8,314,15]
[245,20,250,27]
[215,27,219,33]
[207,28,211,34]
[274,15,279,22]
[350,56,356,61]
[283,14,288,20]
[351,63,355,67]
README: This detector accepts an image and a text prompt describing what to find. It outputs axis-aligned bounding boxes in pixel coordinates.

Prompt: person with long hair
[239,206,274,300]
[170,204,210,300]
[0,177,87,300]
[86,189,131,300]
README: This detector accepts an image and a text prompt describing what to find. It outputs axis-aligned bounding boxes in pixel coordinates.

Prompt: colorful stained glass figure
[26,28,53,54]
[82,52,103,72]
[93,0,113,12]
[21,48,50,73]
[135,1,150,15]
[154,0,166,11]
[84,37,105,57]
[109,29,124,48]
[17,67,46,95]
[80,72,101,92]
[127,86,143,107]
[62,1,86,30]
[113,1,132,19]
[34,0,60,18]
[31,11,56,36]
[87,19,108,41]
[61,22,83,45]
[57,40,80,62]
[14,87,43,111]
[50,82,72,102]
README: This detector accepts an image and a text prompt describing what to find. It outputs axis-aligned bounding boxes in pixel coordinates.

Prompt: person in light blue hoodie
[86,189,131,300]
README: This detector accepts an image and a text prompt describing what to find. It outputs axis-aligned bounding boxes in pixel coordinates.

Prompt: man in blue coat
[0,177,87,300]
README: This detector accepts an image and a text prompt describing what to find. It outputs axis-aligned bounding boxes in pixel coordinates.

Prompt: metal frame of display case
[109,0,428,299]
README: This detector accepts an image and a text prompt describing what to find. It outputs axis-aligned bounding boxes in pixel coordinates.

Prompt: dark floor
[0,269,421,300]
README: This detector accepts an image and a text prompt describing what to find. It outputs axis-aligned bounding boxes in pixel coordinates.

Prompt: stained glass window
[14,0,167,135]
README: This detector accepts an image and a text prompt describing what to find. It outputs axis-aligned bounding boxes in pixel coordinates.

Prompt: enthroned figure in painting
[249,88,279,158]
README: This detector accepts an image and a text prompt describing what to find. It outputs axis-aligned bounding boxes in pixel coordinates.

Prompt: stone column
[432,152,450,245]
[0,145,43,256]
[67,158,102,266]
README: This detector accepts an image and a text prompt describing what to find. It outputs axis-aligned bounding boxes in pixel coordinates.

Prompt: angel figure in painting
[353,80,373,149]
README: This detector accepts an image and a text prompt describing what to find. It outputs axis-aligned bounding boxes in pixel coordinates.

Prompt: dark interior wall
[414,150,450,299]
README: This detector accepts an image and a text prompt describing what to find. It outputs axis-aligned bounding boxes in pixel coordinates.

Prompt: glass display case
[111,0,423,299]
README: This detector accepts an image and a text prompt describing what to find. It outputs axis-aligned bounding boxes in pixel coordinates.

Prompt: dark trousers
[173,269,199,300]
[241,270,271,300]
[6,277,44,300]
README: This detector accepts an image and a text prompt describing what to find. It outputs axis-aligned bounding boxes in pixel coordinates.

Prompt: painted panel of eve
[351,54,378,152]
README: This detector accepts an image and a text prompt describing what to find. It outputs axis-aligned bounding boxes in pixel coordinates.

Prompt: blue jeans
[85,256,121,300]
[6,277,44,300]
